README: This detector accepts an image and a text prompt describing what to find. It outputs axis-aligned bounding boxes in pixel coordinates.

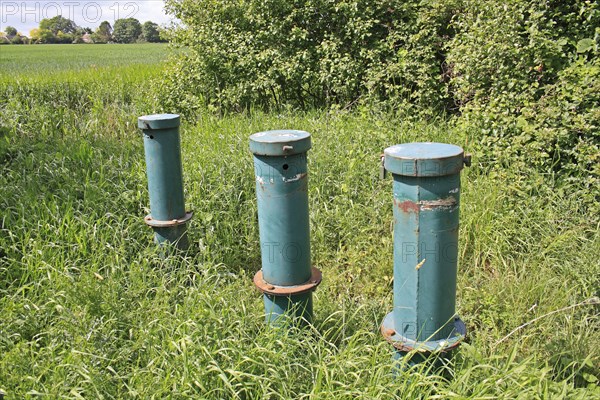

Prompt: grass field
[0,44,598,398]
[0,43,168,75]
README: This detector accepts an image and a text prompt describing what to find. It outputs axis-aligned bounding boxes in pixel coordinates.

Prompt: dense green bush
[447,0,599,194]
[159,0,459,115]
[112,18,142,44]
[518,58,599,186]
[159,0,599,193]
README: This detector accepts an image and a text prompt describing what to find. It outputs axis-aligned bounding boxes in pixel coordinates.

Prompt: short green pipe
[138,114,191,250]
[250,130,321,324]
[381,143,469,364]
[264,293,313,324]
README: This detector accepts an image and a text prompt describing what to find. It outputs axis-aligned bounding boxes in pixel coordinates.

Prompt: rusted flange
[254,267,322,296]
[144,211,193,228]
[381,312,466,354]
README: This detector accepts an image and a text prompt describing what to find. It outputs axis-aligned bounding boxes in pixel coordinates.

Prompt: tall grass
[0,45,598,398]
[0,44,167,140]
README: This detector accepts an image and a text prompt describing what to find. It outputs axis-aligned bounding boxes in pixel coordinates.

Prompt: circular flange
[381,311,466,353]
[144,211,193,228]
[254,267,322,296]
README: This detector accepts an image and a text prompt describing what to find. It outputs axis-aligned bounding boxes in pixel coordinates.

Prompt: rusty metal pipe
[138,114,191,250]
[250,130,322,324]
[381,142,470,365]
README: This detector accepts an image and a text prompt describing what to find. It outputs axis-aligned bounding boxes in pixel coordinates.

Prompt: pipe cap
[138,114,180,130]
[384,142,465,177]
[250,130,311,156]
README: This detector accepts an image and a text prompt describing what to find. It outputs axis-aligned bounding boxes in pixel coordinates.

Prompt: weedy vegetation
[0,29,598,400]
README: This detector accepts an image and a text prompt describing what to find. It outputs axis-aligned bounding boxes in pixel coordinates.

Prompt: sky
[1,0,172,35]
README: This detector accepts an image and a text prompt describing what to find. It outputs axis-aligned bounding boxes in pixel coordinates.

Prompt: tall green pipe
[381,142,470,364]
[138,114,192,250]
[250,130,322,324]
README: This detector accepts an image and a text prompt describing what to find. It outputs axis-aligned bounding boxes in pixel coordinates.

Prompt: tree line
[1,15,166,44]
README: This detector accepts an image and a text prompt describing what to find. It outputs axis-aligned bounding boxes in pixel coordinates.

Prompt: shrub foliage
[447,0,599,192]
[160,0,599,190]
[160,0,461,113]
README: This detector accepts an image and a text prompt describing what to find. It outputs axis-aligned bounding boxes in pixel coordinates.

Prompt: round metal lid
[249,130,311,156]
[384,142,465,177]
[138,114,180,130]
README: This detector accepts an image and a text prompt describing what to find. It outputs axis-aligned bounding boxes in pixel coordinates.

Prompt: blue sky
[1,1,172,35]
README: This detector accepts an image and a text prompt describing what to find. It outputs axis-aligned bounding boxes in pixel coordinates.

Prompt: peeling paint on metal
[251,131,314,324]
[393,197,458,212]
[282,172,307,183]
[419,196,457,211]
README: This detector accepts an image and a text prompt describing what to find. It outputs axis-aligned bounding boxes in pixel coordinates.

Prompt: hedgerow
[447,0,599,196]
[158,0,599,194]
[158,0,460,114]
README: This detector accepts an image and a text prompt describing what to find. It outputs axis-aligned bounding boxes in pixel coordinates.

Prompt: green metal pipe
[381,142,470,364]
[138,114,192,250]
[250,130,321,324]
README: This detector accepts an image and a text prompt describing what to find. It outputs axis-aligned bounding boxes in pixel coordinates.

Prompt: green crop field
[0,44,598,399]
[0,43,168,75]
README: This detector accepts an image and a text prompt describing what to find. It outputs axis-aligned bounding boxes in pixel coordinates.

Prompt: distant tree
[98,21,112,36]
[39,15,77,35]
[10,35,23,44]
[70,27,90,43]
[92,21,112,43]
[29,28,39,41]
[5,26,17,37]
[74,27,92,35]
[56,31,74,44]
[142,21,161,42]
[112,18,141,44]
[30,28,55,44]
[90,33,103,43]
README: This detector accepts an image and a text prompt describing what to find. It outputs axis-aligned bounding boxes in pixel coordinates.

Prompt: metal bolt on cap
[250,130,321,324]
[139,113,192,250]
[381,142,470,365]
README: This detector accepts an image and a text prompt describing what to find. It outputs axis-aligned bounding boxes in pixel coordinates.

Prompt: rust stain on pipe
[394,198,419,213]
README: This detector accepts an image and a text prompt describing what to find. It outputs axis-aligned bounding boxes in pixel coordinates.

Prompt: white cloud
[1,1,172,36]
